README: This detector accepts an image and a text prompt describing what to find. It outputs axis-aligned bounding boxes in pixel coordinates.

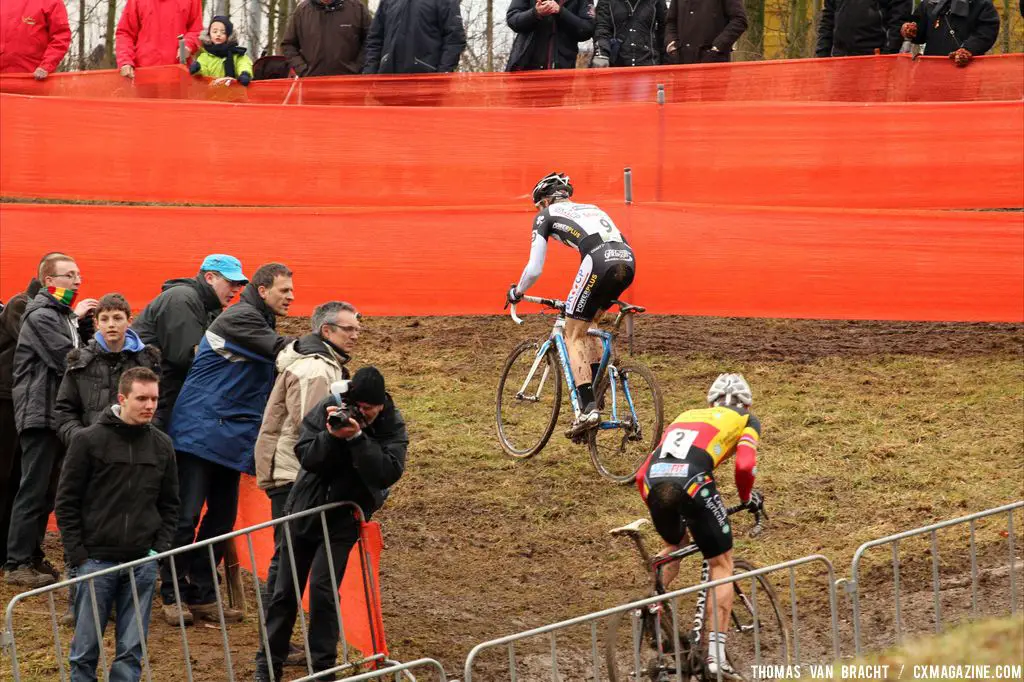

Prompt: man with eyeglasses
[5,254,99,587]
[132,254,247,427]
[254,301,358,662]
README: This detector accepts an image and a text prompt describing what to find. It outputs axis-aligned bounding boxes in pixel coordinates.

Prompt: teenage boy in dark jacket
[255,366,407,682]
[55,293,162,446]
[55,367,178,682]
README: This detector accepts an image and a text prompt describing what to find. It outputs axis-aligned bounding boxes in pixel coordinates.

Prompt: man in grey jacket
[131,254,246,426]
[5,254,98,588]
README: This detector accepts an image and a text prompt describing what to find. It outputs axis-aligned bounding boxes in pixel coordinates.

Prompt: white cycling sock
[707,631,727,664]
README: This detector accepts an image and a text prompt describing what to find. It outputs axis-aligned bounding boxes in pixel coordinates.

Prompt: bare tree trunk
[276,0,289,53]
[78,0,86,69]
[486,0,494,71]
[105,0,116,68]
[247,0,262,56]
[785,0,810,58]
[738,0,765,59]
[267,0,277,54]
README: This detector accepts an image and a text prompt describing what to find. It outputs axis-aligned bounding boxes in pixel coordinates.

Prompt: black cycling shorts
[565,243,635,321]
[647,471,733,559]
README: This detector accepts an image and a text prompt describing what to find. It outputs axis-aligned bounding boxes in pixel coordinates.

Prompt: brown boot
[190,601,244,624]
[4,564,56,589]
[162,602,194,626]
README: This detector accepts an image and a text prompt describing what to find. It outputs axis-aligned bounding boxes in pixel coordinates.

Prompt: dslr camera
[327,400,366,430]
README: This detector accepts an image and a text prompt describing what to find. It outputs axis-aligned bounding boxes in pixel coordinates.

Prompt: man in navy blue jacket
[160,263,294,625]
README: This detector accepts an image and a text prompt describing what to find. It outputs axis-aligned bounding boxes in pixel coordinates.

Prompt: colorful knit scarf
[47,286,77,307]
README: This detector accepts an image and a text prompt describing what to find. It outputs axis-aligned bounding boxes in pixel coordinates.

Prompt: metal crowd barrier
[843,500,1023,656]
[462,554,840,682]
[3,501,391,682]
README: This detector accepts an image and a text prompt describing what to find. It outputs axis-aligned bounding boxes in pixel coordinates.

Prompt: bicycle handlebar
[726,498,768,539]
[507,294,644,326]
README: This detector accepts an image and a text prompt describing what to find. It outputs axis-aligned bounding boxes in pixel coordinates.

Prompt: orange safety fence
[2,95,1021,209]
[2,55,1022,105]
[2,202,1021,322]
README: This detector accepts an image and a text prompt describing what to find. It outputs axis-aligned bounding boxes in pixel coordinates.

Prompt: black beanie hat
[210,15,234,36]
[348,367,386,405]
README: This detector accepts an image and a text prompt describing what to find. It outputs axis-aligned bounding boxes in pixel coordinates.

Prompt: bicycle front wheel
[495,340,562,459]
[588,363,664,483]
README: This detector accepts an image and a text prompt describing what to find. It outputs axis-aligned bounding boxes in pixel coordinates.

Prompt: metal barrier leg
[589,620,600,682]
[126,564,154,682]
[167,556,195,682]
[320,511,348,664]
[284,522,315,678]
[47,590,68,682]
[549,631,558,681]
[1009,510,1017,616]
[788,567,800,667]
[930,530,942,633]
[87,576,111,677]
[969,520,978,618]
[247,533,277,682]
[508,640,518,682]
[892,540,903,646]
[207,544,236,680]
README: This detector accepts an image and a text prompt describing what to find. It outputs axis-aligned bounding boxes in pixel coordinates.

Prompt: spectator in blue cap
[131,254,247,429]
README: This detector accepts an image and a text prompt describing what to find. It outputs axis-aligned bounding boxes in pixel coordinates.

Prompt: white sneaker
[706,656,744,681]
[566,409,600,438]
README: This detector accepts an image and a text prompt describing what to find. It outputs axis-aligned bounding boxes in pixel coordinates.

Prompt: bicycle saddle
[611,300,646,314]
[609,518,650,536]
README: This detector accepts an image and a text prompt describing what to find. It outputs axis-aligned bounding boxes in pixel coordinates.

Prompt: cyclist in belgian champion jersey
[636,373,765,681]
[506,173,636,438]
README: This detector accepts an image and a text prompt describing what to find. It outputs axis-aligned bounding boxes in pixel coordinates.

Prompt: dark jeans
[5,428,63,569]
[159,451,240,606]
[70,558,158,682]
[0,398,22,566]
[255,523,357,679]
[262,483,293,616]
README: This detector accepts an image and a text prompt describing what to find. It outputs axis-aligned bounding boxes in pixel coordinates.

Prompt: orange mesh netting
[2,202,1020,322]
[2,94,1020,209]
[2,55,1022,104]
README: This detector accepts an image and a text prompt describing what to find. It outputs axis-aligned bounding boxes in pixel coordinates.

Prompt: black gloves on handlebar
[745,490,765,515]
[505,285,523,309]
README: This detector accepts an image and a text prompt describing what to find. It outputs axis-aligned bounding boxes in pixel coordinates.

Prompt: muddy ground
[2,316,1022,682]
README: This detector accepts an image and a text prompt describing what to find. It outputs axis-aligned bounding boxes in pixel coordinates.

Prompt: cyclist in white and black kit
[506,172,636,437]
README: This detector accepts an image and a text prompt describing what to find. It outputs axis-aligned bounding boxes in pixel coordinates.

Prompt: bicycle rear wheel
[588,363,664,483]
[605,602,694,682]
[719,559,790,679]
[495,340,562,458]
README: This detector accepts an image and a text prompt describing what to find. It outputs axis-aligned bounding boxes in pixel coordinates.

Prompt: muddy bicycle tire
[588,363,664,484]
[604,558,790,682]
[496,340,562,459]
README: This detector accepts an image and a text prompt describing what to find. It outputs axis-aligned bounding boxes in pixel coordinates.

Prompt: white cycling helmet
[707,373,753,408]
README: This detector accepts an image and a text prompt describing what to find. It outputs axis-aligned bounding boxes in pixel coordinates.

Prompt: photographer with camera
[255,366,407,682]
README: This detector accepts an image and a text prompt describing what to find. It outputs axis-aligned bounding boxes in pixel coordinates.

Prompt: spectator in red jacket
[0,0,71,79]
[115,0,202,78]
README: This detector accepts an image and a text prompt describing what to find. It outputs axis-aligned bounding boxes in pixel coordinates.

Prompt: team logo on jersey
[535,215,545,226]
[649,462,689,479]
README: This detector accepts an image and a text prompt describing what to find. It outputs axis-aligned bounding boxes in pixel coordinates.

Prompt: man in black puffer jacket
[901,0,999,64]
[256,366,407,682]
[131,254,247,426]
[55,293,162,447]
[362,0,466,74]
[55,367,178,682]
[506,0,596,70]
[5,254,98,588]
[815,0,910,57]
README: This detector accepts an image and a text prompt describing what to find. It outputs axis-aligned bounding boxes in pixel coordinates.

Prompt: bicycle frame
[511,296,640,428]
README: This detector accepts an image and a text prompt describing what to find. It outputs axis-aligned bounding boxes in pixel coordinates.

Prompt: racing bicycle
[604,502,790,681]
[495,295,664,483]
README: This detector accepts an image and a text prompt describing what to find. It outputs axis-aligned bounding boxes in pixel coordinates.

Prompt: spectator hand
[188,61,201,76]
[950,48,972,67]
[212,77,235,87]
[666,41,678,54]
[326,406,361,440]
[238,72,251,86]
[33,67,48,80]
[119,65,135,79]
[900,22,917,40]
[74,298,99,319]
[592,55,610,68]
[535,0,559,16]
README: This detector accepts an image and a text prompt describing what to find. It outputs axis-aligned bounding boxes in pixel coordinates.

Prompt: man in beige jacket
[254,301,359,643]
